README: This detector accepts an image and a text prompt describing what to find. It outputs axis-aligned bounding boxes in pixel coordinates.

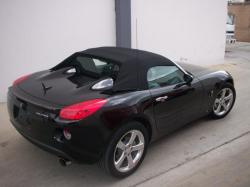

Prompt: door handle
[155,96,168,102]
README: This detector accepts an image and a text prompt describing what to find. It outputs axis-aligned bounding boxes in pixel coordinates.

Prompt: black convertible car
[7,47,236,177]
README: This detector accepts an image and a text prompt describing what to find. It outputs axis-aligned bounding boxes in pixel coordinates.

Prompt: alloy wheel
[213,88,234,116]
[113,130,145,173]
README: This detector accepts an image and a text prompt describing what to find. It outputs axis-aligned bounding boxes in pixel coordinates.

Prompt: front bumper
[7,87,112,164]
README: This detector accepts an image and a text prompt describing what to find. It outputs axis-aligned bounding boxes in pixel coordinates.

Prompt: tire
[100,121,149,178]
[211,82,236,119]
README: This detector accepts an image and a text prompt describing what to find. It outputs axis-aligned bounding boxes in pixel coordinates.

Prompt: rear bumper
[7,87,113,164]
[11,119,73,161]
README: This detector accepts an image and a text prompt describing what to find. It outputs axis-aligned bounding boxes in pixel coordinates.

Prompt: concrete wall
[131,0,227,65]
[0,0,115,102]
[228,3,250,42]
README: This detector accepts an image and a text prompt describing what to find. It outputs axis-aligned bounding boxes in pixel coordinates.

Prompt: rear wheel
[100,122,149,178]
[211,83,236,119]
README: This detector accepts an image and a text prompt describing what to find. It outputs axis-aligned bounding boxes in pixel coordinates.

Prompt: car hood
[177,62,215,77]
[18,68,107,106]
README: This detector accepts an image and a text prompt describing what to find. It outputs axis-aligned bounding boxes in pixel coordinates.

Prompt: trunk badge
[42,82,52,95]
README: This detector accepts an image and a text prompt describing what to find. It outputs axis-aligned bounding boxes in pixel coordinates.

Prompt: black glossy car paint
[7,48,234,164]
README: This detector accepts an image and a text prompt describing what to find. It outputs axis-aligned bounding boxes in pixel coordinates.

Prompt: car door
[147,65,203,134]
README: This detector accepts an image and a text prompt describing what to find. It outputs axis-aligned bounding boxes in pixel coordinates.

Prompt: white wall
[0,0,115,102]
[131,0,227,65]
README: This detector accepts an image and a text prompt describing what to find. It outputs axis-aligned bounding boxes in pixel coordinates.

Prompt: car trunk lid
[18,68,106,106]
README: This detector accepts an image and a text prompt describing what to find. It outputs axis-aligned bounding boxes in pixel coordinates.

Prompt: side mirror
[92,78,114,90]
[184,73,193,84]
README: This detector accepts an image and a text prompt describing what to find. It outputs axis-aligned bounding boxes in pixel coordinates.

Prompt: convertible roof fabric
[81,47,175,91]
[81,47,169,65]
[53,47,175,91]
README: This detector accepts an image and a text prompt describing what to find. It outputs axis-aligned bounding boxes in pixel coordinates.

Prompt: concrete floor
[1,43,250,187]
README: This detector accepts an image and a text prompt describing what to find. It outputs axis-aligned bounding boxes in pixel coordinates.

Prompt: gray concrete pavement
[138,131,250,187]
[1,42,250,187]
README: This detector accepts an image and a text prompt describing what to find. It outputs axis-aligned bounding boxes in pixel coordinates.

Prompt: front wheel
[100,122,149,178]
[211,83,236,119]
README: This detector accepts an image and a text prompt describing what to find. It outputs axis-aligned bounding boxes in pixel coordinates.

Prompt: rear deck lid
[16,55,120,106]
[18,68,103,106]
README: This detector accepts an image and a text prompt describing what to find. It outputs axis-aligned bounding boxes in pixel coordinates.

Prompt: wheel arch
[131,116,153,142]
[225,77,234,86]
[117,114,153,143]
[213,72,234,91]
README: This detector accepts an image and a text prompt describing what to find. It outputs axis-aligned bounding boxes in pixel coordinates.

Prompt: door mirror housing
[174,73,193,89]
[184,73,193,84]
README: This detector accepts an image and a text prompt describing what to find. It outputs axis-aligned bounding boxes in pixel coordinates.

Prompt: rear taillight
[13,74,31,86]
[59,99,107,120]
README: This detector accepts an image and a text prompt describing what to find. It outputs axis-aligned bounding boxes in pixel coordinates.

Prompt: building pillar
[115,0,131,48]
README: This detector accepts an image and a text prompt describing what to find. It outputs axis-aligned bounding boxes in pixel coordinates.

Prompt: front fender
[198,70,234,113]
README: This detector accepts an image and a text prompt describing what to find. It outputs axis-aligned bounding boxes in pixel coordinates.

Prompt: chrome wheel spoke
[221,102,228,111]
[115,152,126,168]
[224,93,233,101]
[128,131,137,145]
[117,141,126,151]
[221,89,227,98]
[214,104,222,113]
[131,143,144,152]
[127,154,135,169]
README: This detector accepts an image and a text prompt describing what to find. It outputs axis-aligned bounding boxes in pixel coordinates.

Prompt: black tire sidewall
[103,121,149,178]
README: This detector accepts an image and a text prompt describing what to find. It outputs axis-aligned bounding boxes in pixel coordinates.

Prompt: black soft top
[82,47,175,91]
[81,47,170,65]
[54,47,175,91]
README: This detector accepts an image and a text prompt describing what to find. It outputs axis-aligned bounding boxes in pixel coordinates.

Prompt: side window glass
[147,66,185,89]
